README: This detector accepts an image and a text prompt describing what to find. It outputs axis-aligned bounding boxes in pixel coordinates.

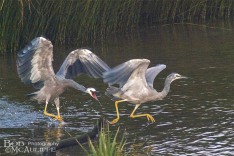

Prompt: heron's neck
[66,79,86,92]
[159,78,172,99]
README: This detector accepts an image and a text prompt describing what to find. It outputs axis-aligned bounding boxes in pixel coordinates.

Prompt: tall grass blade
[0,0,233,55]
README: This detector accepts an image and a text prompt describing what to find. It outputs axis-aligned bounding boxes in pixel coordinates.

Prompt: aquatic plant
[79,124,126,156]
[90,127,126,156]
[0,0,233,54]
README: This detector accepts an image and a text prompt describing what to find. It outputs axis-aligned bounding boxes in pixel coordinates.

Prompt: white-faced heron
[16,37,110,122]
[103,59,187,124]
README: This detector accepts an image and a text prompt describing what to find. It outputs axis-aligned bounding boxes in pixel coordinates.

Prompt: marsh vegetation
[0,0,233,54]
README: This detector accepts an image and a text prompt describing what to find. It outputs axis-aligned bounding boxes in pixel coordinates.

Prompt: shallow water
[0,22,234,155]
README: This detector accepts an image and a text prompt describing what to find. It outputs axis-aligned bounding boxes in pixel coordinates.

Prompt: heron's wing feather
[56,49,110,79]
[16,37,56,89]
[103,59,150,87]
[121,59,151,91]
[32,81,44,89]
[145,64,166,87]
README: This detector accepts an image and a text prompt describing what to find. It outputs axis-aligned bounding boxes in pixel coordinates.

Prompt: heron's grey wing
[103,59,150,87]
[145,64,166,88]
[16,37,56,89]
[121,59,151,92]
[56,49,110,79]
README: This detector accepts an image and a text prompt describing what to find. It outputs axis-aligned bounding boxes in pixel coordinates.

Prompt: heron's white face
[174,73,182,79]
[168,73,187,83]
[172,73,187,81]
[86,88,98,100]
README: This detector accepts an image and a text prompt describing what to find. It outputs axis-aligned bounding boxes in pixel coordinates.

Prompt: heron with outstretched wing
[16,37,110,122]
[103,59,187,124]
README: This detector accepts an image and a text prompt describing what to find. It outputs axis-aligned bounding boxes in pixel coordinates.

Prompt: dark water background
[0,22,234,155]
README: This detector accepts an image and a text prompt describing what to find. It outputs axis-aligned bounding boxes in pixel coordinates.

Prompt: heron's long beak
[181,76,188,79]
[92,92,103,107]
[92,92,98,101]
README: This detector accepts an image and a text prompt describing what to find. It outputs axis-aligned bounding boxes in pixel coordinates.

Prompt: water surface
[0,23,234,155]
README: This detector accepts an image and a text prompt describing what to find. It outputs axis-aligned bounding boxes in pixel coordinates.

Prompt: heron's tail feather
[26,92,37,99]
[26,91,45,104]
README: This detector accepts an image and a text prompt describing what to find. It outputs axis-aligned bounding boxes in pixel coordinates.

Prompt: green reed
[89,127,126,156]
[78,125,126,156]
[0,0,233,54]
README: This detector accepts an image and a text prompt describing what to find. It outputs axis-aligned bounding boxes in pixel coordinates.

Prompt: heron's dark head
[167,73,187,83]
[86,88,98,101]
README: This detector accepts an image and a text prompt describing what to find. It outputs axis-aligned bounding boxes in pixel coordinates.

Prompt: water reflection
[0,23,234,155]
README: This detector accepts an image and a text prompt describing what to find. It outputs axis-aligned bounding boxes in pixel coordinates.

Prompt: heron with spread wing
[16,37,110,122]
[103,59,187,124]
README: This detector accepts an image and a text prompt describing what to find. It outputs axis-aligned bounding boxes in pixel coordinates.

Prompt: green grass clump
[82,125,126,156]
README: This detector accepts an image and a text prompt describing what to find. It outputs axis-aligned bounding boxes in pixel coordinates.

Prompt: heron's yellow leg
[44,102,57,118]
[110,100,127,124]
[130,104,155,123]
[54,107,63,122]
[53,97,63,122]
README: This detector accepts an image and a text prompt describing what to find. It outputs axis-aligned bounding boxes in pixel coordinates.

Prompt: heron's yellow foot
[44,111,57,118]
[145,114,155,123]
[130,114,155,123]
[53,115,63,122]
[110,118,119,124]
[44,112,63,122]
